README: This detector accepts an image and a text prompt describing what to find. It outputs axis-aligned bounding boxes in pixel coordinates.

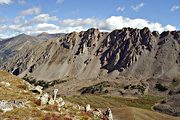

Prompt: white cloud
[0,15,177,38]
[60,18,107,29]
[171,5,180,11]
[117,6,125,12]
[164,25,177,31]
[20,7,41,15]
[56,0,64,4]
[132,3,144,11]
[37,23,59,31]
[0,13,60,38]
[61,26,84,33]
[9,24,22,31]
[59,16,176,33]
[9,14,58,31]
[105,16,176,32]
[31,14,58,23]
[0,25,8,31]
[0,0,12,4]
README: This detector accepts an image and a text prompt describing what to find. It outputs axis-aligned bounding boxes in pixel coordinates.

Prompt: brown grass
[42,104,59,112]
[0,71,35,101]
[44,113,62,120]
[0,71,104,120]
[2,107,44,119]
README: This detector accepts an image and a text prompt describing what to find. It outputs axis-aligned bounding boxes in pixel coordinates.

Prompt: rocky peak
[160,31,170,39]
[16,33,27,37]
[171,31,180,43]
[158,31,180,45]
[38,32,49,36]
[75,28,107,55]
[97,27,157,72]
[62,31,79,49]
[80,28,100,47]
[152,31,159,38]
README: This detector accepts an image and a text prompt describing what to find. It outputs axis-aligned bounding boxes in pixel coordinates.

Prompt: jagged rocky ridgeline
[1,27,179,81]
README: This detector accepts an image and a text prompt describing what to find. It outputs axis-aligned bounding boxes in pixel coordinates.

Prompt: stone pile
[24,80,43,94]
[39,89,65,107]
[0,100,25,112]
[84,104,114,120]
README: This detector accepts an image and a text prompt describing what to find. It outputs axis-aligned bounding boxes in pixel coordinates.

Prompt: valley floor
[64,95,180,120]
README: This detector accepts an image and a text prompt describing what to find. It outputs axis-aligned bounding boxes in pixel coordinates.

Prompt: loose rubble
[0,100,25,112]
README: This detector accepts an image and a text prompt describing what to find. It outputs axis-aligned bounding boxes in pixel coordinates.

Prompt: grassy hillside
[0,71,102,120]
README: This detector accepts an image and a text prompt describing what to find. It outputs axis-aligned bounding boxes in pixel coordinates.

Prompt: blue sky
[0,0,179,38]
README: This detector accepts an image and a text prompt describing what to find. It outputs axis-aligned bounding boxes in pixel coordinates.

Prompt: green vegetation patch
[64,95,164,110]
[155,83,168,91]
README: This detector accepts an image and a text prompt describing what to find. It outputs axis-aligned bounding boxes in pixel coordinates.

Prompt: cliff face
[1,28,180,81]
[97,28,180,80]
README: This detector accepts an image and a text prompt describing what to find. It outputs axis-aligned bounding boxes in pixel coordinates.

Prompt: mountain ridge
[0,32,66,64]
[1,27,179,80]
[0,34,40,64]
[1,27,180,117]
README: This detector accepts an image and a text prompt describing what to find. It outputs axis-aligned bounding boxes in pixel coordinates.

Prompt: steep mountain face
[98,28,180,80]
[0,34,41,64]
[1,28,180,96]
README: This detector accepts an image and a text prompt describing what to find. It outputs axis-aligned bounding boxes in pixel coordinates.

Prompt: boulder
[40,93,49,105]
[93,109,103,118]
[10,100,24,108]
[35,85,43,95]
[48,97,55,105]
[0,100,13,112]
[85,104,91,112]
[105,108,113,120]
[58,101,65,107]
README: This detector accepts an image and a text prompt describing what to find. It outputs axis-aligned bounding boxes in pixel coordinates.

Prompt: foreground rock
[0,100,24,112]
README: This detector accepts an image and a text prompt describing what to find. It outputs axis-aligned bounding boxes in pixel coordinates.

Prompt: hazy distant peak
[37,32,49,36]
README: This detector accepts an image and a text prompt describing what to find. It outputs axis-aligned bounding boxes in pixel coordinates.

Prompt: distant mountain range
[0,33,65,64]
[36,32,66,41]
